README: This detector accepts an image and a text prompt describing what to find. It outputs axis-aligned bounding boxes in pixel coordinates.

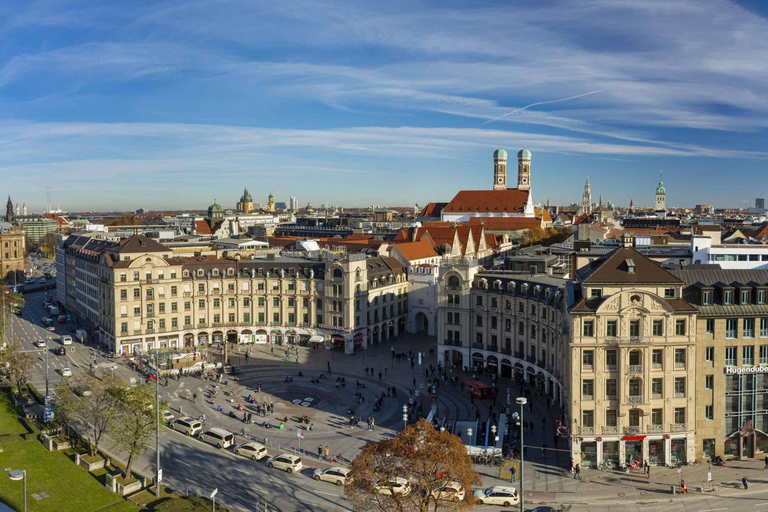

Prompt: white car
[473,486,519,506]
[313,467,350,486]
[34,340,47,348]
[375,477,411,496]
[430,481,465,501]
[267,454,302,474]
[161,411,175,424]
[61,367,72,377]
[234,442,269,461]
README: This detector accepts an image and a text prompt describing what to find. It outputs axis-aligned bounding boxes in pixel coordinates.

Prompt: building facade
[56,234,408,356]
[672,267,768,460]
[569,241,697,467]
[0,224,25,283]
[436,264,569,404]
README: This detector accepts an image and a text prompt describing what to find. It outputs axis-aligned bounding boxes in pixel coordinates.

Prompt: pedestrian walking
[510,465,516,483]
[201,413,206,425]
[318,445,323,459]
[647,464,651,479]
[193,392,197,403]
[574,464,581,480]
[569,458,574,474]
[295,355,299,363]
[378,371,382,380]
[325,445,330,461]
[248,412,252,423]
[643,460,649,475]
[271,346,274,356]
[763,455,768,470]
[681,479,688,494]
[743,476,749,489]
[371,416,375,430]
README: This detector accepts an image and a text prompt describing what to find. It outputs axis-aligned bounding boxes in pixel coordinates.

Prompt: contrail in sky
[479,89,605,126]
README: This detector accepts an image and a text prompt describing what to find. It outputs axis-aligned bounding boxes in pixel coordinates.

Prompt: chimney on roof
[621,234,634,248]
[411,227,417,242]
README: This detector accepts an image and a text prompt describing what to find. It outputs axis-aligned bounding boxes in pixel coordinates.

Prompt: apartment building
[569,239,697,467]
[436,263,569,405]
[56,234,407,355]
[672,267,768,459]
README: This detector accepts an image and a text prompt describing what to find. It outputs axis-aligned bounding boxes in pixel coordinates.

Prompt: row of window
[582,318,687,337]
[582,348,687,368]
[709,345,768,366]
[709,318,768,339]
[582,376,687,400]
[120,312,322,333]
[702,288,768,305]
[582,407,686,428]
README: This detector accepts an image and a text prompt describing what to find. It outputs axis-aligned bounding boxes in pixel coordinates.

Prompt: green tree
[114,383,157,480]
[55,374,122,456]
[345,419,480,512]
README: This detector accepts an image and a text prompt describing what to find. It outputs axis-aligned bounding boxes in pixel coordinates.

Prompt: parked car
[170,418,203,437]
[74,385,92,397]
[313,467,351,486]
[267,454,303,474]
[34,339,46,348]
[234,442,269,461]
[12,308,22,316]
[58,315,67,323]
[41,317,53,327]
[375,477,411,496]
[61,367,72,377]
[38,278,46,283]
[429,482,465,502]
[161,411,175,424]
[473,486,519,506]
[199,428,235,449]
[55,346,66,356]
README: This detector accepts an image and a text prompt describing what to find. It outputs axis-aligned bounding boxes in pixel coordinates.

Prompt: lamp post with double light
[402,404,408,431]
[516,397,528,512]
[467,427,474,458]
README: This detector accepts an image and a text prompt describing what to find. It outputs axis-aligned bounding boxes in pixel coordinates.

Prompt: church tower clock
[492,147,507,190]
[517,147,531,191]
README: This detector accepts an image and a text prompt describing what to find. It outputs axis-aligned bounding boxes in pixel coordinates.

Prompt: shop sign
[622,436,646,441]
[726,366,768,374]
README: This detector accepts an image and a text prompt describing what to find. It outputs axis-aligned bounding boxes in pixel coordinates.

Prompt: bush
[153,496,230,512]
[19,416,40,434]
[27,383,44,404]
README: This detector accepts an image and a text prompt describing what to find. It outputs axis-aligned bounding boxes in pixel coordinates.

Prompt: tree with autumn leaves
[345,419,480,512]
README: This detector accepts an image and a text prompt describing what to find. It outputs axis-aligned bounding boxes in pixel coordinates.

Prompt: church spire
[5,195,13,224]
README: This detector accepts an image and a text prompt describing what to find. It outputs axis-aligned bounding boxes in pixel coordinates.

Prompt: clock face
[522,177,529,184]
[497,177,504,183]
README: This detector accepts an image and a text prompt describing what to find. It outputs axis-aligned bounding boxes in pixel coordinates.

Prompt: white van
[61,335,73,346]
[199,428,235,449]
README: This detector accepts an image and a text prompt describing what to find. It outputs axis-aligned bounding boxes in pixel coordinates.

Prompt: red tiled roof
[443,190,529,213]
[417,202,448,218]
[466,217,540,231]
[195,220,211,235]
[392,238,440,262]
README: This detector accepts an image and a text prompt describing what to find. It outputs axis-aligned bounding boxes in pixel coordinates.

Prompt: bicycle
[598,460,613,471]
[690,458,700,466]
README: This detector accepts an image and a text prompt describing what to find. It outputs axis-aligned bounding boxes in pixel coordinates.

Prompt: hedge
[27,383,44,405]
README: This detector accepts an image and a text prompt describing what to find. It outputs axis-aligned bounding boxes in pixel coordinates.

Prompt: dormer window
[183,270,189,278]
[521,283,529,293]
[590,289,602,299]
[507,281,515,293]
[479,279,488,289]
[197,269,204,277]
[626,259,636,274]
[534,285,541,296]
[758,289,767,305]
[741,289,751,305]
[724,290,734,305]
[493,280,502,290]
[212,269,219,276]
[702,290,712,305]
[227,268,234,275]
[545,289,552,299]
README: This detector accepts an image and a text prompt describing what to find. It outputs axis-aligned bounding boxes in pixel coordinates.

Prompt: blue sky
[1,0,768,212]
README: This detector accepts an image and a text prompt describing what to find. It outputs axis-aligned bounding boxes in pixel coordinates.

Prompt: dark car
[55,346,66,356]
[12,309,22,316]
[530,507,557,512]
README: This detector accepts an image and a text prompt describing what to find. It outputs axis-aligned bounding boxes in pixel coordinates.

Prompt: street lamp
[402,404,408,430]
[7,469,27,512]
[467,427,474,456]
[45,336,51,397]
[155,348,161,497]
[491,424,497,450]
[516,397,528,512]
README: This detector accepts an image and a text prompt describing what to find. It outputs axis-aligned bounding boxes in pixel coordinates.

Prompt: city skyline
[2,0,768,211]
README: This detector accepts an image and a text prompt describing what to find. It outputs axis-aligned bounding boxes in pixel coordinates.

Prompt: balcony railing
[624,426,642,435]
[652,363,662,370]
[671,423,687,432]
[628,365,643,374]
[579,426,595,435]
[582,394,594,401]
[674,392,685,398]
[628,395,643,404]
[582,364,594,372]
[674,362,686,369]
[652,393,663,399]
[602,426,619,434]
[606,336,654,344]
[648,424,665,433]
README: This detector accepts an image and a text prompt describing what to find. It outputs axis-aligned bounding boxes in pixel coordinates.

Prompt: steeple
[492,147,508,190]
[5,195,13,224]
[582,177,592,215]
[655,170,666,211]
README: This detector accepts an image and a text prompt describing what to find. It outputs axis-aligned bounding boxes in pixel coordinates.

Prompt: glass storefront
[624,440,642,466]
[670,439,686,463]
[602,441,619,465]
[581,442,597,467]
[648,440,665,465]
[725,435,739,457]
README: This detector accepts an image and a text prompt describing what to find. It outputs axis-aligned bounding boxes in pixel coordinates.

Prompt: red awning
[331,335,345,341]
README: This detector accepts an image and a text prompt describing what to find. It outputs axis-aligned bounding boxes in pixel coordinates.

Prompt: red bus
[465,380,494,400]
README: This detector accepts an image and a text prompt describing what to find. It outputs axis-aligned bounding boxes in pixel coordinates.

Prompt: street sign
[158,469,163,482]
[44,407,54,422]
[297,429,303,438]
[210,488,218,498]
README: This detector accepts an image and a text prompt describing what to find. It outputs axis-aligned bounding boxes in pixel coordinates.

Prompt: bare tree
[113,383,157,480]
[346,419,480,512]
[3,343,34,396]
[55,374,122,457]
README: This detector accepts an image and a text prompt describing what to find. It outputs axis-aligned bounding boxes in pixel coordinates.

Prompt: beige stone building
[56,234,407,355]
[568,239,697,467]
[0,225,25,283]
